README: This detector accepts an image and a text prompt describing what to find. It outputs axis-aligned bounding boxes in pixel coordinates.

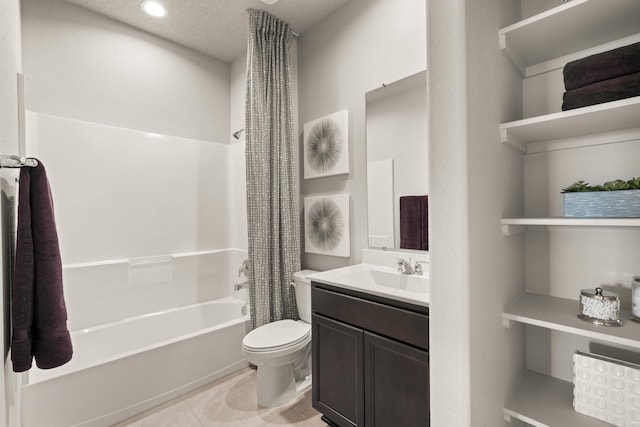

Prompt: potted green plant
[562,177,640,217]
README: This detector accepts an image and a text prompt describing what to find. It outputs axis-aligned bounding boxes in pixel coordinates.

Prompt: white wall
[20,0,250,331]
[0,0,23,424]
[464,1,524,424]
[21,0,230,142]
[427,1,472,424]
[20,0,249,259]
[298,0,426,271]
[428,0,524,425]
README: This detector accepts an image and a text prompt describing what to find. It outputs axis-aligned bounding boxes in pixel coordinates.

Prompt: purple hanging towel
[400,195,429,250]
[12,160,72,372]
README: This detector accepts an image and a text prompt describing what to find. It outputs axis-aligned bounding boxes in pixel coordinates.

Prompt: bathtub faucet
[238,259,250,277]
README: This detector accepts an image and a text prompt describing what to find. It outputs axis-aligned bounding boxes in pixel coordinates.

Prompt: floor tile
[116,367,325,427]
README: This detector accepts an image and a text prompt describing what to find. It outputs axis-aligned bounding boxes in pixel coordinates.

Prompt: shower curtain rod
[0,154,38,168]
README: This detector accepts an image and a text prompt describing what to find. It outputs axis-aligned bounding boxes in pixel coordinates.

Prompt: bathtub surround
[12,161,72,372]
[20,112,250,425]
[245,9,300,329]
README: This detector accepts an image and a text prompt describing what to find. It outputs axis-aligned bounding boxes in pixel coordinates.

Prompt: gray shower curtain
[245,9,300,329]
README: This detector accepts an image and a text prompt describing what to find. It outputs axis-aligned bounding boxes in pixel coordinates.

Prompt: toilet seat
[243,319,311,353]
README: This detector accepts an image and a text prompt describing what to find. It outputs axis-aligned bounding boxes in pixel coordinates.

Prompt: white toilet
[242,269,317,407]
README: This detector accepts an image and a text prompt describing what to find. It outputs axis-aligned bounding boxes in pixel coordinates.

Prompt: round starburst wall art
[303,110,349,179]
[304,194,350,257]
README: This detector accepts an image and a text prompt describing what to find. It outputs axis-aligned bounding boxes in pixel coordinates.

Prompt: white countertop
[308,263,430,308]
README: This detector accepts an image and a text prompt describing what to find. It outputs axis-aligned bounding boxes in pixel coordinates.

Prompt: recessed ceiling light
[141,1,167,18]
[260,0,280,5]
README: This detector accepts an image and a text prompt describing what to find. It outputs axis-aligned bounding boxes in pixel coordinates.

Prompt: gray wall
[298,0,426,271]
[21,0,230,142]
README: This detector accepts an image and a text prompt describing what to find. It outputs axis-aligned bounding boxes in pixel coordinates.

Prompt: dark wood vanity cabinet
[311,282,429,427]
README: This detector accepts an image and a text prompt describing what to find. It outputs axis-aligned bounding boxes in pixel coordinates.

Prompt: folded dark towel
[561,72,640,111]
[12,161,72,372]
[400,195,428,251]
[563,42,640,90]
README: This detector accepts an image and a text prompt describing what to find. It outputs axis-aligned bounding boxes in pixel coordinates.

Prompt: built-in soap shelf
[501,217,640,236]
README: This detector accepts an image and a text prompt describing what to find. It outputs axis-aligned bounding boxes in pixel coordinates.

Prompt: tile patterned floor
[113,367,328,427]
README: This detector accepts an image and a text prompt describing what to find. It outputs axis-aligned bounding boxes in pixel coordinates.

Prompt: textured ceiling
[65,0,350,62]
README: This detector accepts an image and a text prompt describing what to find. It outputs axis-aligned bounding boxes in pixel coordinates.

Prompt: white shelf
[503,293,640,350]
[501,217,640,236]
[500,97,640,152]
[499,0,640,75]
[505,370,610,427]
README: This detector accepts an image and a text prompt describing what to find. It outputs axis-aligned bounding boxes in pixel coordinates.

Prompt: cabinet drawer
[312,285,429,350]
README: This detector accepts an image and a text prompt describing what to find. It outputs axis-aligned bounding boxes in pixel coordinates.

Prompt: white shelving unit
[504,370,611,427]
[501,217,640,236]
[500,96,640,153]
[503,294,640,426]
[499,0,640,77]
[503,293,640,349]
[499,1,640,425]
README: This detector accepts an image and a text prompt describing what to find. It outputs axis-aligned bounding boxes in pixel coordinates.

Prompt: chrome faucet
[413,260,428,275]
[396,258,414,274]
[396,258,428,275]
[234,281,249,291]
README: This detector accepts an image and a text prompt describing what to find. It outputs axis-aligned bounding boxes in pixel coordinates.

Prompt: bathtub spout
[234,281,249,292]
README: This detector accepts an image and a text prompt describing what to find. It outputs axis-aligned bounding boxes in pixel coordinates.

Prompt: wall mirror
[365,70,428,251]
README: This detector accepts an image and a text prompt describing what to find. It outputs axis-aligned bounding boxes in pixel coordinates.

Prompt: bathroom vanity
[310,263,429,427]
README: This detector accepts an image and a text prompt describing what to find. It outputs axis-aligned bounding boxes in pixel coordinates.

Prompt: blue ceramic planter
[563,189,640,217]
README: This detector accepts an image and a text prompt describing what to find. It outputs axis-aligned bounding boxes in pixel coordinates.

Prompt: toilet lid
[243,319,311,352]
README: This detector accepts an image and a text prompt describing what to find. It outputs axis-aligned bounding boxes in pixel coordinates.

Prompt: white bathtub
[21,298,250,427]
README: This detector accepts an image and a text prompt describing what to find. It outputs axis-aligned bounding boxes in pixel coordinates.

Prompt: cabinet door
[312,313,364,427]
[364,332,429,427]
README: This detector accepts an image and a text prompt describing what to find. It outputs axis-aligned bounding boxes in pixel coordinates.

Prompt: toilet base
[256,365,312,407]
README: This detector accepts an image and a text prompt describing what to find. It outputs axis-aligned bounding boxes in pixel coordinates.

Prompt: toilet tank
[292,270,317,323]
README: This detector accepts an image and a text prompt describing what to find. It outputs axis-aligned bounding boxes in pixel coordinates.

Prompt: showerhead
[233,129,245,139]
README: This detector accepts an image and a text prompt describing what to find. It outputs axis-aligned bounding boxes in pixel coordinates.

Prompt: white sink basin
[341,268,429,294]
[308,264,430,307]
